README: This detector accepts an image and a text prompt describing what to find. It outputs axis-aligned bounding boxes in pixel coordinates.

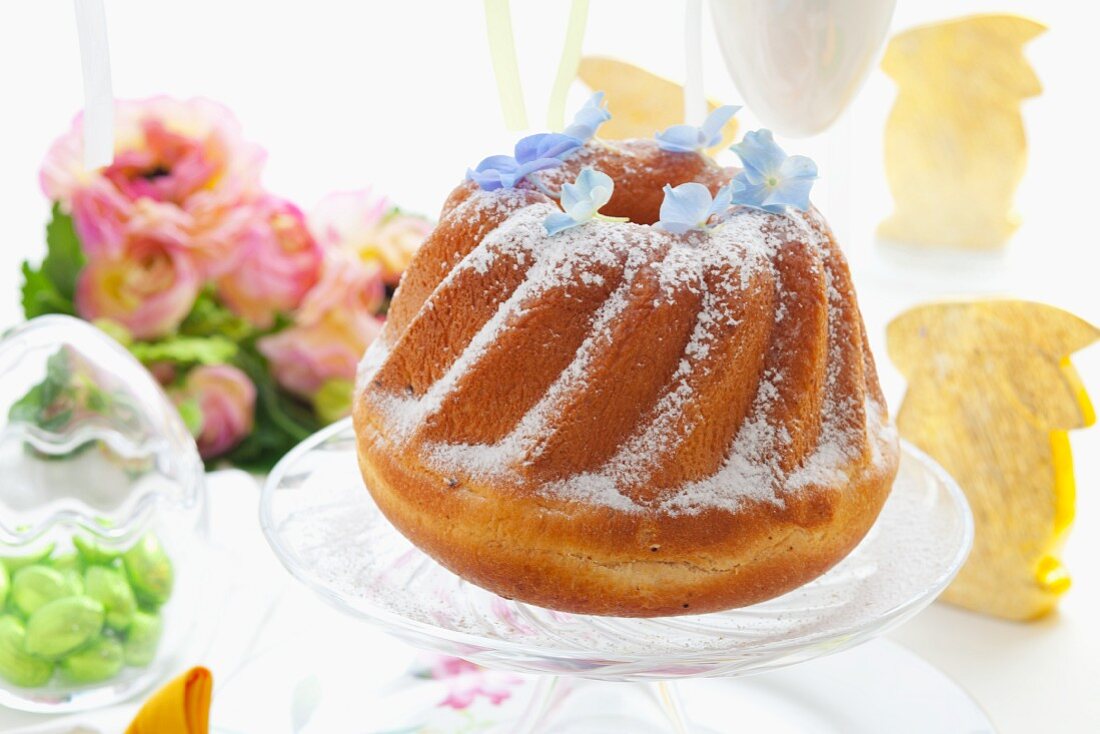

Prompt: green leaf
[8,384,44,424]
[215,343,321,471]
[7,349,78,438]
[129,336,238,366]
[175,398,204,437]
[42,205,85,301]
[40,349,73,408]
[21,261,75,318]
[179,290,253,342]
[313,379,354,424]
[20,206,85,319]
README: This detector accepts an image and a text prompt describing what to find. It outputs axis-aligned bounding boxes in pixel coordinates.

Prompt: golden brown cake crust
[353,139,900,617]
[355,405,896,616]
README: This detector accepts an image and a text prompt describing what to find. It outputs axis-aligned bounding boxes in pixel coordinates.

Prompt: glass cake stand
[259,419,973,733]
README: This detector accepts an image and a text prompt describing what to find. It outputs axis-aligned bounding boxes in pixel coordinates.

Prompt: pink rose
[40,97,265,276]
[74,223,201,339]
[372,213,433,285]
[257,255,385,401]
[174,365,256,459]
[309,190,432,285]
[215,197,323,328]
[68,179,133,257]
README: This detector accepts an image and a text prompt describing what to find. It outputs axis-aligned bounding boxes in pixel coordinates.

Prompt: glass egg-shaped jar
[0,316,207,712]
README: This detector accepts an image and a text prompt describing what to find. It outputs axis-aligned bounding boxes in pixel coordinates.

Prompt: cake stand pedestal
[259,420,974,732]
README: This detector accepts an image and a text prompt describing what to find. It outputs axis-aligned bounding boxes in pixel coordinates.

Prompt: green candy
[11,565,73,617]
[0,616,53,688]
[60,636,123,683]
[84,566,137,631]
[0,562,8,609]
[24,596,104,660]
[61,569,85,597]
[0,544,55,574]
[123,610,162,667]
[73,536,120,566]
[122,535,173,607]
[51,552,83,574]
[51,554,86,597]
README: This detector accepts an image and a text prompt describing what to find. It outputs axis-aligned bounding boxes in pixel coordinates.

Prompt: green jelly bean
[0,562,8,609]
[51,552,82,574]
[24,596,104,660]
[0,544,55,574]
[0,616,53,688]
[61,569,84,597]
[50,554,85,597]
[122,535,173,607]
[60,636,123,683]
[73,536,120,566]
[11,566,73,617]
[123,610,162,667]
[84,566,136,631]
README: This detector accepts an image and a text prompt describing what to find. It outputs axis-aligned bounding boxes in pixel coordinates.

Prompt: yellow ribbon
[546,0,591,132]
[125,667,212,734]
[482,0,527,130]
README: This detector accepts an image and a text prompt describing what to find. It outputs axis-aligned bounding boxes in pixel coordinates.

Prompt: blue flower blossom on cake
[729,129,817,213]
[656,181,739,234]
[467,95,612,191]
[655,105,740,153]
[544,168,616,235]
[563,92,612,141]
[467,133,583,191]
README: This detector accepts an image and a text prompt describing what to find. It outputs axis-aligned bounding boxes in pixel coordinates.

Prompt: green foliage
[17,207,327,471]
[179,290,253,342]
[42,206,85,300]
[218,342,321,472]
[313,378,354,425]
[21,206,83,319]
[169,294,321,470]
[174,398,204,437]
[8,350,75,432]
[129,336,238,366]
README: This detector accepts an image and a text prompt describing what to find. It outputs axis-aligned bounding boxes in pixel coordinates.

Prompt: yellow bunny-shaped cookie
[888,300,1098,620]
[879,15,1045,249]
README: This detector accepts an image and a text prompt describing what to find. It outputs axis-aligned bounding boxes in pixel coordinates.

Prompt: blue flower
[467,132,584,191]
[656,181,740,234]
[514,132,583,162]
[655,105,740,153]
[563,92,612,141]
[728,129,817,213]
[544,168,616,235]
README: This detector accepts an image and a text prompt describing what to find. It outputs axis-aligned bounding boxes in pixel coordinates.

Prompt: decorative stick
[73,0,114,170]
[546,0,590,132]
[483,0,528,131]
[683,0,706,125]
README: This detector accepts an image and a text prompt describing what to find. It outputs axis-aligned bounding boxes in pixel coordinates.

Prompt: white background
[0,1,1097,732]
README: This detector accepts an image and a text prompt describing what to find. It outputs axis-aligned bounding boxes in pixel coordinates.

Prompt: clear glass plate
[260,419,972,683]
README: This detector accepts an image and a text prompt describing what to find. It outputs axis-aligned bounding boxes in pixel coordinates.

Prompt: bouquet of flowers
[20,97,431,469]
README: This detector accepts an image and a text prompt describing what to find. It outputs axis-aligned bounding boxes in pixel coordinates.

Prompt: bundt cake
[353,99,899,617]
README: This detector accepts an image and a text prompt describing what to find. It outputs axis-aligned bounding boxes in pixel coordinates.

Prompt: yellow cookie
[888,300,1098,620]
[577,56,738,153]
[878,15,1045,249]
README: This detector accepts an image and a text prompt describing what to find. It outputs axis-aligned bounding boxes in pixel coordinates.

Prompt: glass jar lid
[0,316,205,551]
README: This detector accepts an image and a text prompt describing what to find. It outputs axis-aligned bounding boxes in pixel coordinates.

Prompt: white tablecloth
[0,457,1096,733]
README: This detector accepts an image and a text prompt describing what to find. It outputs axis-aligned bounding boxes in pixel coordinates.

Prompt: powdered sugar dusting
[358,165,895,516]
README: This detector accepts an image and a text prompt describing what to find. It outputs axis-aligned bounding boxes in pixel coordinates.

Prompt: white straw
[683,0,706,126]
[73,0,114,170]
